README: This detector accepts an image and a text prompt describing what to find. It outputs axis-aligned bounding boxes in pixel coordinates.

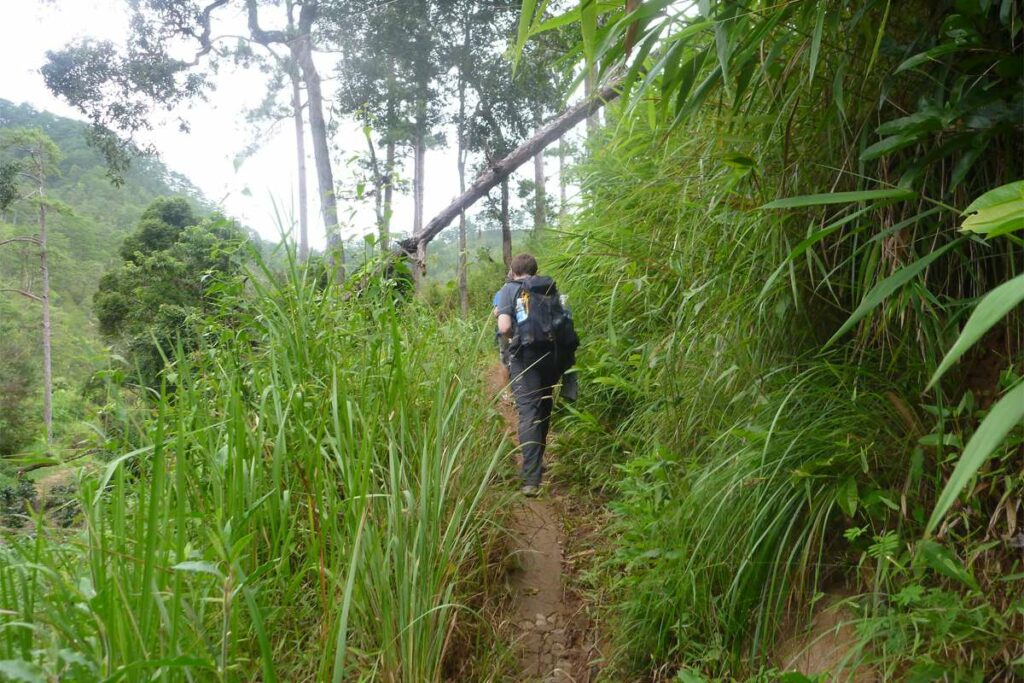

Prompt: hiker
[495,253,578,496]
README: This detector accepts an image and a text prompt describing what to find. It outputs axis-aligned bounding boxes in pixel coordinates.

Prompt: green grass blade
[927,273,1024,389]
[926,381,1024,536]
[761,188,915,209]
[826,238,963,346]
[331,508,367,683]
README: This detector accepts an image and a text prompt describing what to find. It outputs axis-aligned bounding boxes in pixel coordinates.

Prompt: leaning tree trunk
[398,80,619,257]
[500,178,511,270]
[290,71,309,262]
[38,187,52,444]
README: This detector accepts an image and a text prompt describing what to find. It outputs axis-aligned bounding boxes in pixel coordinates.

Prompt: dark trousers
[509,347,561,486]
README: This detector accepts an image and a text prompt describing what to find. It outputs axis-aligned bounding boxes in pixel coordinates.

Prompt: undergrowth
[543,108,1022,680]
[0,249,514,682]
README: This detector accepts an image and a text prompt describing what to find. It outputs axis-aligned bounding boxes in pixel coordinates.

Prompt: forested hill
[0,99,211,416]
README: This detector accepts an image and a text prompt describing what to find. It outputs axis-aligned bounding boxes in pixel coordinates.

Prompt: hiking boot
[521,485,540,497]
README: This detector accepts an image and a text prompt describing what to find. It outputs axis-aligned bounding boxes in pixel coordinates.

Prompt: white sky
[1,0,574,249]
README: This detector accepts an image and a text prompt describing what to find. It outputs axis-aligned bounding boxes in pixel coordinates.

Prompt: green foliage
[536,71,1021,676]
[0,252,510,681]
[0,468,36,528]
[0,301,40,455]
[0,100,212,450]
[94,198,248,387]
[118,196,199,261]
[42,37,207,179]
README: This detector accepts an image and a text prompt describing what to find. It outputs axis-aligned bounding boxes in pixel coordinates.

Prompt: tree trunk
[38,189,52,445]
[457,11,471,317]
[458,158,468,316]
[412,127,426,284]
[292,31,342,277]
[399,80,619,255]
[533,148,546,231]
[558,142,567,218]
[363,126,386,246]
[500,178,511,270]
[383,138,394,251]
[290,72,309,262]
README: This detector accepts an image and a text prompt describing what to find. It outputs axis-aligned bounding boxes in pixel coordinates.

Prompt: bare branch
[194,0,231,60]
[246,0,290,46]
[1,288,43,302]
[0,236,41,247]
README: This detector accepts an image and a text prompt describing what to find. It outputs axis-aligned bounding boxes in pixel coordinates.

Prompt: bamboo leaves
[925,381,1024,536]
[826,239,963,346]
[960,180,1024,237]
[808,2,826,83]
[928,273,1024,389]
[761,189,916,209]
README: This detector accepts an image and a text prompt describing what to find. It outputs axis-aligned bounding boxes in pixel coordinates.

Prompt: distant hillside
[0,99,212,393]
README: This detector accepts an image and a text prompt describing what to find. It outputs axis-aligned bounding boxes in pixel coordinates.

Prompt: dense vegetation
[0,254,512,681]
[0,99,211,454]
[533,0,1023,679]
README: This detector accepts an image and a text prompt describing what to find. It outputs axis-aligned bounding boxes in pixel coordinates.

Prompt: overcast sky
[1,0,574,249]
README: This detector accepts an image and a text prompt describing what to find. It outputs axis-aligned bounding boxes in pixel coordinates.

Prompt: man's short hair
[510,253,538,276]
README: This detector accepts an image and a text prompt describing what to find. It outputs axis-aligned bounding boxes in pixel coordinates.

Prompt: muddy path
[485,363,605,683]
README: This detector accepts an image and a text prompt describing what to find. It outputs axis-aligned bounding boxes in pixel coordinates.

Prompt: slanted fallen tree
[397,82,620,265]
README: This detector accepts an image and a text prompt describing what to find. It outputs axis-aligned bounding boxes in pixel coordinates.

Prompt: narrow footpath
[486,364,605,683]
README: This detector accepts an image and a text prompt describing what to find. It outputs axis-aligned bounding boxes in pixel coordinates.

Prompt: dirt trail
[486,363,603,683]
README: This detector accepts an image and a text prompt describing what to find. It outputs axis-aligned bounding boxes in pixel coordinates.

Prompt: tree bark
[264,2,341,277]
[398,81,619,256]
[458,157,468,315]
[248,0,340,273]
[533,149,546,231]
[500,178,511,270]
[38,182,52,445]
[457,8,471,317]
[290,71,309,262]
[363,125,386,246]
[558,142,567,218]
[383,138,394,251]
[293,35,341,276]
[412,127,426,284]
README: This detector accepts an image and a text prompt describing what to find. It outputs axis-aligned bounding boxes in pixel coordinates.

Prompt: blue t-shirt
[495,281,522,318]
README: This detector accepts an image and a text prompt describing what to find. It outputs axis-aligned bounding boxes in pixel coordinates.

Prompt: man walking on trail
[495,253,577,496]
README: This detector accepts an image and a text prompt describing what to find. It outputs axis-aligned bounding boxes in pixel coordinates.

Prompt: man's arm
[496,283,515,336]
[498,313,513,336]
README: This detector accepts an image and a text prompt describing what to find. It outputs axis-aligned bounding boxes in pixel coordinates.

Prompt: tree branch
[0,236,41,247]
[398,81,621,256]
[245,0,290,46]
[194,0,231,60]
[1,288,43,302]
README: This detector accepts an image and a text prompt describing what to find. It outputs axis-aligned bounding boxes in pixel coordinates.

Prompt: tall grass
[0,250,511,681]
[541,109,1022,678]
